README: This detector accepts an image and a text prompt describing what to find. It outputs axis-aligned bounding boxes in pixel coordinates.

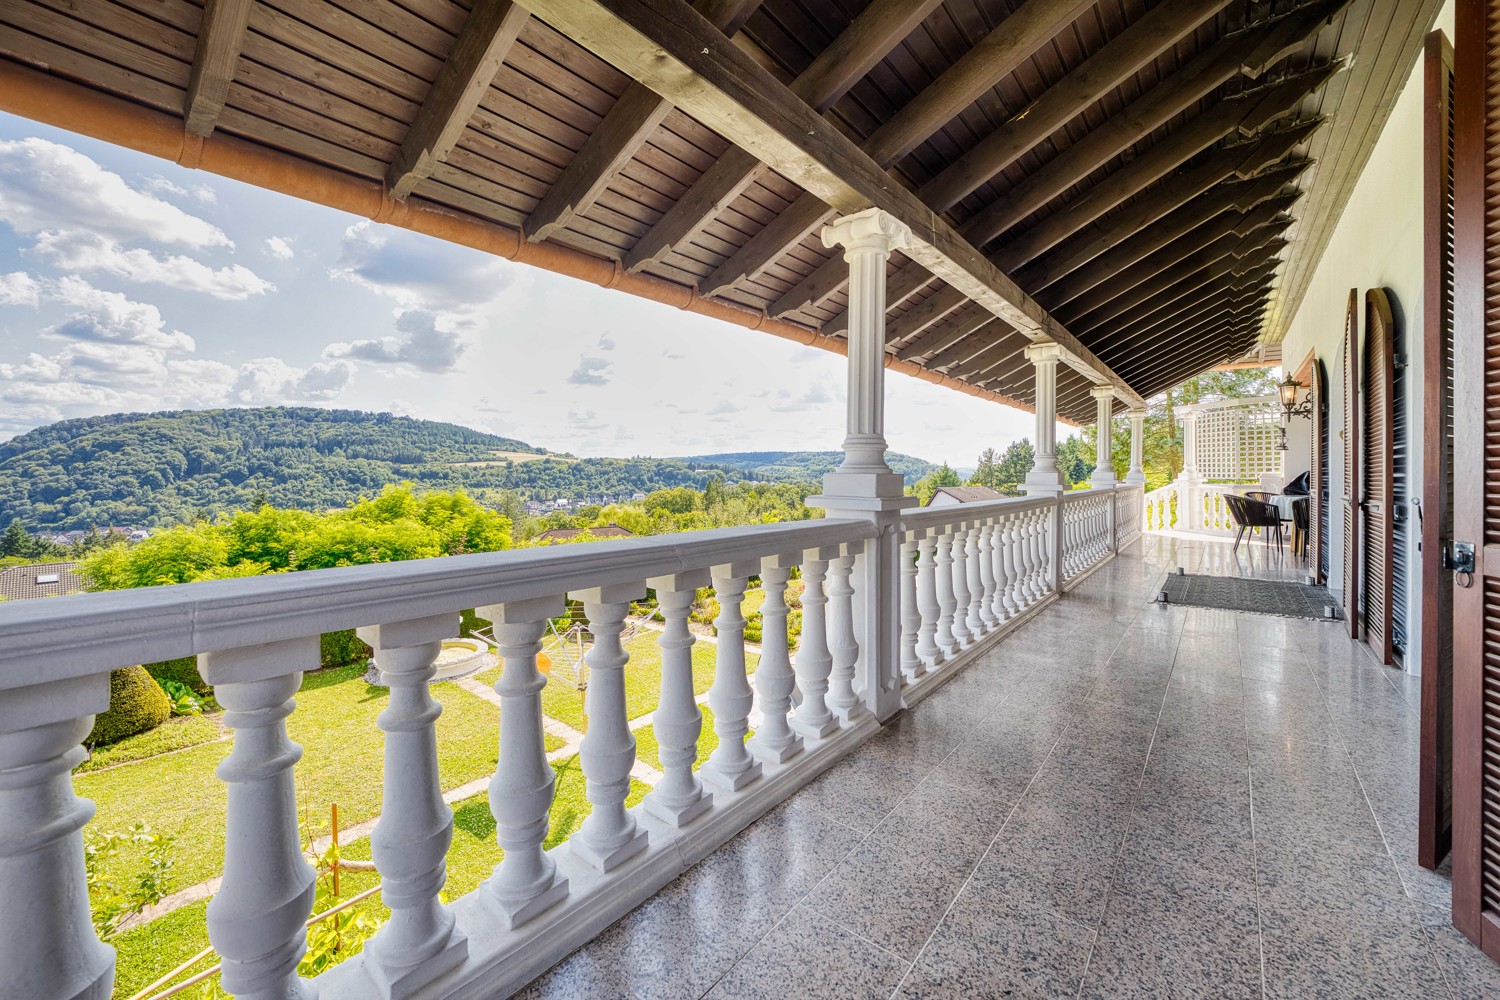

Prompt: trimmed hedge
[88,666,172,747]
[143,656,210,697]
[320,629,372,669]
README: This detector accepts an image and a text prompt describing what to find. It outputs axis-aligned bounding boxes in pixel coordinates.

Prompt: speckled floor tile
[895,883,1095,1000]
[788,742,928,834]
[705,907,908,1000]
[1421,907,1500,1000]
[1261,910,1448,1000]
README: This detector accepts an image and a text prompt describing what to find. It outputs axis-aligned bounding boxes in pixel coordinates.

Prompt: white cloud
[44,277,195,352]
[231,357,353,403]
[324,310,465,373]
[332,221,512,311]
[568,354,613,386]
[0,138,230,248]
[32,231,273,300]
[769,382,834,412]
[0,271,39,307]
[265,236,295,260]
[597,333,616,351]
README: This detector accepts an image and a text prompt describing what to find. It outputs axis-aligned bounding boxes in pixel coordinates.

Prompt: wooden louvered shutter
[1362,288,1395,665]
[1311,358,1327,585]
[1453,0,1500,958]
[1341,288,1360,637]
[1420,28,1457,872]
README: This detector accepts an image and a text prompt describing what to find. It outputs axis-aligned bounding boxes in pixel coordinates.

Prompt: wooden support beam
[894,307,995,360]
[976,61,1341,260]
[927,332,1010,374]
[1050,201,1294,318]
[949,342,1026,381]
[1123,322,1269,393]
[696,0,1096,297]
[387,0,531,200]
[519,0,1145,406]
[1100,288,1274,372]
[919,0,1230,214]
[184,0,254,136]
[524,0,762,243]
[1009,120,1321,291]
[1086,260,1279,348]
[621,0,945,271]
[1032,172,1303,301]
[1098,277,1274,353]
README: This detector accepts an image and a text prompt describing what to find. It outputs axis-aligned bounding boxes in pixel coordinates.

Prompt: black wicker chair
[1225,494,1283,551]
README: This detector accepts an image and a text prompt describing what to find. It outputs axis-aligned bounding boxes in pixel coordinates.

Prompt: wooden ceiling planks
[0,0,1443,424]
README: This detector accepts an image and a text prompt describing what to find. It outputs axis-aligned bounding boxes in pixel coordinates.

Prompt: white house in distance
[924,485,1004,508]
[4,1,1500,999]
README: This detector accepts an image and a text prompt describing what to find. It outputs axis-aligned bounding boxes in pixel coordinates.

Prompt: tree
[912,464,961,505]
[1056,436,1094,487]
[1,521,30,558]
[993,439,1035,491]
[968,448,1001,489]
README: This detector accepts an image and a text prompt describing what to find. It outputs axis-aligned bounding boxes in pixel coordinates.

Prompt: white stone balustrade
[0,491,1144,1000]
[358,614,469,995]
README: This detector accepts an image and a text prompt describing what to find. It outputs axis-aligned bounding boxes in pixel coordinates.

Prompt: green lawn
[78,664,504,893]
[110,754,648,998]
[475,630,753,731]
[634,705,757,772]
[77,715,223,774]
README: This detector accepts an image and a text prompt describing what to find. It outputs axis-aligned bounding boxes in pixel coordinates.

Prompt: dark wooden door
[1314,358,1330,585]
[1341,288,1360,637]
[1362,288,1395,665]
[1452,0,1500,957]
[1420,28,1456,871]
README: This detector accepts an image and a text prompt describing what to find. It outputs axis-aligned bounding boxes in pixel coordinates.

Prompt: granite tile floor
[517,535,1499,1000]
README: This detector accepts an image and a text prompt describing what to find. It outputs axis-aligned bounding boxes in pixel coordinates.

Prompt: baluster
[480,597,571,923]
[933,528,959,654]
[1034,511,1051,597]
[966,524,990,632]
[915,533,942,666]
[200,639,319,1000]
[642,573,714,826]
[1020,515,1039,605]
[825,544,866,723]
[974,520,997,632]
[358,616,469,990]
[790,548,839,739]
[985,518,1005,624]
[949,527,973,647]
[899,533,925,682]
[699,563,763,790]
[0,676,114,1000]
[747,558,805,761]
[568,586,648,871]
[999,516,1019,618]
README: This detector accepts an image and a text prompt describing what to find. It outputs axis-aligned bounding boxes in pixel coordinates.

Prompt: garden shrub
[319,629,371,669]
[460,608,491,638]
[143,656,210,697]
[88,666,171,747]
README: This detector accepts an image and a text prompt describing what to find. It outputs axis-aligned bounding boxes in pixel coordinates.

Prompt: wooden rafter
[620,0,946,272]
[516,0,1146,406]
[693,0,1097,297]
[184,0,254,136]
[1100,274,1276,349]
[894,308,996,361]
[523,0,761,243]
[386,0,531,200]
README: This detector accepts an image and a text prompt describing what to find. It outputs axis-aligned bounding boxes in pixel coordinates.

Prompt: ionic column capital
[1023,341,1065,365]
[821,207,912,258]
[1089,385,1117,400]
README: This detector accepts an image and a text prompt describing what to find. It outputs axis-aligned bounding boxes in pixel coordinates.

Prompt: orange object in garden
[537,652,551,674]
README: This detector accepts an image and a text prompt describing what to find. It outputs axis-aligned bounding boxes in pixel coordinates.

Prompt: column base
[568,828,648,873]
[698,758,763,792]
[789,712,839,740]
[831,700,870,724]
[747,732,804,764]
[641,789,713,828]
[809,480,916,510]
[1090,474,1118,489]
[1023,478,1066,496]
[1124,471,1146,485]
[491,870,570,929]
[362,925,470,999]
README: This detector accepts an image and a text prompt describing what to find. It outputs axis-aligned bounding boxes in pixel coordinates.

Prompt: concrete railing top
[899,493,1056,533]
[0,518,878,690]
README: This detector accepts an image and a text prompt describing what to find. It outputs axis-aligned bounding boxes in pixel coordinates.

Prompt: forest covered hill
[0,409,937,531]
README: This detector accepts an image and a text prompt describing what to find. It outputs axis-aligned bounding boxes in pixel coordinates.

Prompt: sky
[0,112,1054,466]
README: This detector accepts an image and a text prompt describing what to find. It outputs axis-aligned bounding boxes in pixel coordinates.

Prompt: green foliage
[0,519,66,559]
[76,715,221,774]
[88,666,172,747]
[158,679,204,716]
[321,629,373,669]
[144,656,212,697]
[678,450,938,486]
[84,822,174,939]
[911,463,962,504]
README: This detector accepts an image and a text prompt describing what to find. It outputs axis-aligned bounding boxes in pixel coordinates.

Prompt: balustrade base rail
[0,485,1144,1000]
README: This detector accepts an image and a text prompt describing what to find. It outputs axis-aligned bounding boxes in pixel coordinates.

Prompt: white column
[359,615,469,993]
[898,533,925,682]
[0,675,114,1000]
[914,533,942,666]
[1177,406,1202,529]
[481,596,571,923]
[1090,386,1118,488]
[747,558,805,761]
[810,207,918,723]
[200,638,320,1000]
[568,585,649,871]
[967,523,990,633]
[1126,408,1147,485]
[826,543,867,723]
[1023,342,1067,496]
[643,572,714,825]
[699,562,763,791]
[977,520,999,629]
[998,516,1019,617]
[790,548,839,739]
[949,527,973,647]
[933,528,959,654]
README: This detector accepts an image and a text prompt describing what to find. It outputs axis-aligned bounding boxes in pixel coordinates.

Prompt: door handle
[1449,540,1476,588]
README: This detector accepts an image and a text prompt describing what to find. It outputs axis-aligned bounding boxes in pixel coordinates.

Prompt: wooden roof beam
[921,0,1231,214]
[620,0,946,272]
[386,0,531,200]
[184,0,254,136]
[1125,325,1268,393]
[523,0,762,243]
[519,0,1146,407]
[893,307,995,361]
[1100,288,1274,372]
[1012,122,1321,290]
[1097,276,1274,352]
[1037,177,1302,305]
[695,0,1096,298]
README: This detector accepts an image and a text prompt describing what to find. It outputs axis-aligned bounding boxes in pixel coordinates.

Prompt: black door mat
[1158,573,1341,620]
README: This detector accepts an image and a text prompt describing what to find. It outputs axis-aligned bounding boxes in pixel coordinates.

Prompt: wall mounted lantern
[1275,374,1312,451]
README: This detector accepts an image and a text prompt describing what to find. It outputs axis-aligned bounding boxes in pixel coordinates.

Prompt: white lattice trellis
[1181,396,1283,481]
